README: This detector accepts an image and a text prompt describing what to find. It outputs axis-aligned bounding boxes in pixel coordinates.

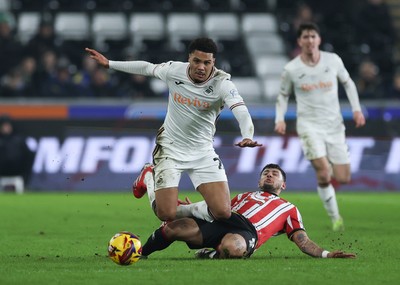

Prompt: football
[107,231,142,265]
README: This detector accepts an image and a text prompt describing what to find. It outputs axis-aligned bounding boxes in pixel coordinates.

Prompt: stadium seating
[54,12,90,40]
[234,77,263,102]
[91,12,129,51]
[129,13,165,52]
[3,2,290,100]
[16,12,40,43]
[241,13,278,35]
[262,76,282,101]
[166,13,203,51]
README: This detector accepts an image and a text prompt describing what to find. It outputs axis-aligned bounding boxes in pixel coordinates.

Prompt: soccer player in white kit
[86,38,261,222]
[274,23,366,231]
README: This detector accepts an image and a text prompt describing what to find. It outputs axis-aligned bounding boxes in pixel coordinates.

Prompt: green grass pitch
[1,191,399,285]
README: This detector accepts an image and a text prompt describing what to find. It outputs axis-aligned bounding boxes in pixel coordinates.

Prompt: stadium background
[0,0,399,192]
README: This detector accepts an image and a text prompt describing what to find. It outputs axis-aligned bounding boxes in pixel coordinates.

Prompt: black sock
[141,227,173,256]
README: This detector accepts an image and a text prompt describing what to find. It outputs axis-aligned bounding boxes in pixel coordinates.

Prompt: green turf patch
[0,192,399,285]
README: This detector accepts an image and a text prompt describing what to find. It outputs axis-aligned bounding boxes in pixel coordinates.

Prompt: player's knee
[162,222,182,240]
[219,235,247,258]
[335,173,351,184]
[211,208,231,220]
[316,170,331,184]
[156,208,176,222]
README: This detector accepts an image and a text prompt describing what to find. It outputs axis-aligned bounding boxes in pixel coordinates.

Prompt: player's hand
[85,47,110,68]
[274,121,286,135]
[353,111,366,128]
[328,250,357,259]
[177,197,192,205]
[235,138,262,148]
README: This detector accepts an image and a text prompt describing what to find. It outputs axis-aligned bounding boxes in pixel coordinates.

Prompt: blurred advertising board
[21,121,399,192]
[3,102,399,192]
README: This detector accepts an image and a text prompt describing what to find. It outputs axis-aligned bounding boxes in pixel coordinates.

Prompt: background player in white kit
[86,38,261,222]
[274,23,366,231]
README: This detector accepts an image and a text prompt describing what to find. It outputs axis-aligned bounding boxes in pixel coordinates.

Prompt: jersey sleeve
[285,207,306,239]
[152,61,174,82]
[275,69,292,123]
[334,54,351,84]
[109,60,157,76]
[280,68,293,96]
[220,79,246,111]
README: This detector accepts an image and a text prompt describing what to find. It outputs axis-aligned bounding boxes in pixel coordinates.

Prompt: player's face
[298,29,321,55]
[258,168,286,193]
[188,50,215,83]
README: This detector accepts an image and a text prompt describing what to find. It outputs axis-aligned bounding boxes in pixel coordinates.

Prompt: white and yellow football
[107,231,142,265]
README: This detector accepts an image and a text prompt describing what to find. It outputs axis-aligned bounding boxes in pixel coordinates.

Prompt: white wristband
[321,250,330,258]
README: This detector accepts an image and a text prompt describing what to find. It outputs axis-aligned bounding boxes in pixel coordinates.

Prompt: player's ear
[281,182,286,191]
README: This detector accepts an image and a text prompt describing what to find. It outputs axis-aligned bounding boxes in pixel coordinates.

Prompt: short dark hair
[260,163,286,182]
[297,22,320,38]
[188,38,218,56]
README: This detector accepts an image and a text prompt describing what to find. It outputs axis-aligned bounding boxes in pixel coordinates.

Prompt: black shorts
[186,212,258,258]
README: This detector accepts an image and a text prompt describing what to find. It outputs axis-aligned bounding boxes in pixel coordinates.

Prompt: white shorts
[152,146,227,191]
[297,122,350,164]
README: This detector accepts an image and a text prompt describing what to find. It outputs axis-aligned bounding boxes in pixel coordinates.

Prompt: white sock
[176,201,214,222]
[317,184,340,222]
[144,172,155,208]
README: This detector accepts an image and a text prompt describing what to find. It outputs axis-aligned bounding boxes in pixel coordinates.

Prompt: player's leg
[132,163,154,201]
[154,187,179,221]
[141,218,202,257]
[332,164,351,184]
[197,181,231,220]
[299,130,343,230]
[188,153,231,220]
[152,155,183,221]
[311,157,343,230]
[325,129,351,230]
[217,233,248,258]
[196,224,257,259]
[176,200,214,222]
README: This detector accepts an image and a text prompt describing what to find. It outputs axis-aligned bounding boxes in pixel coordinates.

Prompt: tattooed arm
[291,230,356,258]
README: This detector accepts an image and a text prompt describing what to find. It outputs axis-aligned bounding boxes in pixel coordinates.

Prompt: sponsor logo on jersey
[173,92,210,109]
[300,80,333,92]
[175,81,184,85]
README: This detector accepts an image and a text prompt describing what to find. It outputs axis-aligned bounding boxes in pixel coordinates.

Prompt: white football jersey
[280,51,350,128]
[152,61,245,161]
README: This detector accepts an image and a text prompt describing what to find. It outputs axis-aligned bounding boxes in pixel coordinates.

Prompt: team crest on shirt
[229,89,238,97]
[204,86,214,95]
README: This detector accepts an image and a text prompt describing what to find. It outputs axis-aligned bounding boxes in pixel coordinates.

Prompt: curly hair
[188,38,218,56]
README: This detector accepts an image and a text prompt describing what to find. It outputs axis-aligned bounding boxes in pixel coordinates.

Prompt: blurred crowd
[0,11,160,99]
[0,0,399,100]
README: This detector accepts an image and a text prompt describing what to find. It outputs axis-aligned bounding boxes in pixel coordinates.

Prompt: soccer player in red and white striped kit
[140,163,356,259]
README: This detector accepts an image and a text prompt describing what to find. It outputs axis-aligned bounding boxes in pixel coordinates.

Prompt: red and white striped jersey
[231,191,305,249]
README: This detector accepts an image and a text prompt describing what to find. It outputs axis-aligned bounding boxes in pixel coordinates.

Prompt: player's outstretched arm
[291,230,356,258]
[85,48,110,68]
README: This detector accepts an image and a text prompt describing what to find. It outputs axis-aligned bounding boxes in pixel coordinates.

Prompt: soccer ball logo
[108,231,142,265]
